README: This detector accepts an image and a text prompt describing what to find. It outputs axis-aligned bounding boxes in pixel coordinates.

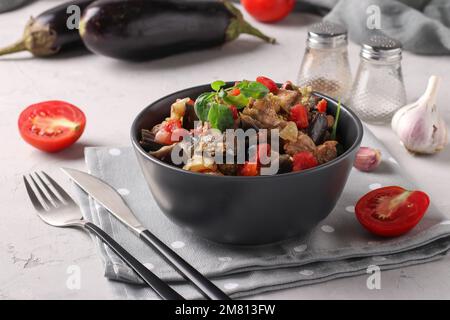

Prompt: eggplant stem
[0,39,27,56]
[223,0,276,44]
[238,20,276,44]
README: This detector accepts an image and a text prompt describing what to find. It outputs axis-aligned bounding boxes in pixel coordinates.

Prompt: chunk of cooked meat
[315,140,338,164]
[283,132,316,156]
[276,88,300,113]
[242,97,287,129]
[326,115,335,129]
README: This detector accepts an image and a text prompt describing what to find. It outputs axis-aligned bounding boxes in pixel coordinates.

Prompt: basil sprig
[235,80,269,99]
[331,99,341,140]
[193,80,269,131]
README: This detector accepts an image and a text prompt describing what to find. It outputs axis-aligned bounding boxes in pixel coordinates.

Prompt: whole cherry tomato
[241,0,295,23]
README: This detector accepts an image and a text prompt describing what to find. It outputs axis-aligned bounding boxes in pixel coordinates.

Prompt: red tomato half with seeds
[18,101,86,153]
[241,0,295,23]
[355,186,430,237]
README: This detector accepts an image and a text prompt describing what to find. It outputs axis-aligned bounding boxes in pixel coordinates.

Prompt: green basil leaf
[194,92,215,122]
[211,80,226,92]
[207,103,234,132]
[237,80,269,99]
[223,94,249,109]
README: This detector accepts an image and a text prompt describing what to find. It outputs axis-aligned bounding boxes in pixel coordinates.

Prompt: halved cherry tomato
[241,0,295,23]
[18,101,86,153]
[290,103,309,129]
[256,76,278,93]
[316,99,327,113]
[355,186,430,237]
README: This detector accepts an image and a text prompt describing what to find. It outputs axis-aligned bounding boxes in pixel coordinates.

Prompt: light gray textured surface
[1,0,450,299]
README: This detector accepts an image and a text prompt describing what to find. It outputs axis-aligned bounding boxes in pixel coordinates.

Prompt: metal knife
[61,167,230,300]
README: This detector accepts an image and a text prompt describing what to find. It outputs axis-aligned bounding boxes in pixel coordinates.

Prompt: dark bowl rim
[130,83,364,180]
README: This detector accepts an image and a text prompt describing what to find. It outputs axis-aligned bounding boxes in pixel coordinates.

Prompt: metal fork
[23,171,183,300]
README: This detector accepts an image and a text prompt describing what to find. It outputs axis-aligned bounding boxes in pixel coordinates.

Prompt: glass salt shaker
[348,34,407,124]
[297,21,352,102]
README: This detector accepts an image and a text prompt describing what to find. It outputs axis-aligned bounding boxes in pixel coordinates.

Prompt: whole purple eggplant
[79,0,275,61]
[0,0,94,57]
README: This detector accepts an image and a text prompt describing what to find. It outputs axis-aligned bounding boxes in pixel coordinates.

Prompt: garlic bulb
[391,76,448,154]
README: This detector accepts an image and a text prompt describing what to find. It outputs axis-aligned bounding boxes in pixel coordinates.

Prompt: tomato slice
[18,101,86,152]
[316,99,327,113]
[290,104,309,129]
[355,186,430,237]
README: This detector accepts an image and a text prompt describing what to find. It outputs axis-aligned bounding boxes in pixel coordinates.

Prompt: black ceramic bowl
[131,83,363,245]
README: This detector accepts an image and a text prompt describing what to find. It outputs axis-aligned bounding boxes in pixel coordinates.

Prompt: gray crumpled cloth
[295,0,450,55]
[73,126,450,299]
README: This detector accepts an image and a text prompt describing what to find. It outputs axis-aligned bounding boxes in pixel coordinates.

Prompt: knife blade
[61,167,230,300]
[61,167,145,234]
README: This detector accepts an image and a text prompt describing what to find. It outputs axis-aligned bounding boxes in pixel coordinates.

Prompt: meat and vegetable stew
[139,76,343,176]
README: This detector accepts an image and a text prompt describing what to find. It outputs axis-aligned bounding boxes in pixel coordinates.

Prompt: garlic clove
[391,76,448,154]
[354,147,381,172]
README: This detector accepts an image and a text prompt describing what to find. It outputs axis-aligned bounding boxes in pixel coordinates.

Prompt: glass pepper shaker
[297,21,352,102]
[348,34,407,124]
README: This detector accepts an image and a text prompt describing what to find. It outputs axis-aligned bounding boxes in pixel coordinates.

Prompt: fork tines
[23,171,75,212]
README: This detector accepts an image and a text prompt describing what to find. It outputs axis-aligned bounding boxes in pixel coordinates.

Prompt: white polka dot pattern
[299,270,314,276]
[218,257,232,262]
[369,183,382,190]
[293,244,307,253]
[117,188,130,196]
[345,205,355,213]
[144,263,154,270]
[108,148,121,156]
[321,225,335,233]
[224,283,239,290]
[171,241,185,249]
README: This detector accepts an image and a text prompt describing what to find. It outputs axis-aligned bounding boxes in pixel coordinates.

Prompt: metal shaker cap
[307,21,348,48]
[361,34,402,62]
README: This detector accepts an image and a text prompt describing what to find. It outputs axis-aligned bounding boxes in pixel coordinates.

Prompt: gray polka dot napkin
[73,127,450,299]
